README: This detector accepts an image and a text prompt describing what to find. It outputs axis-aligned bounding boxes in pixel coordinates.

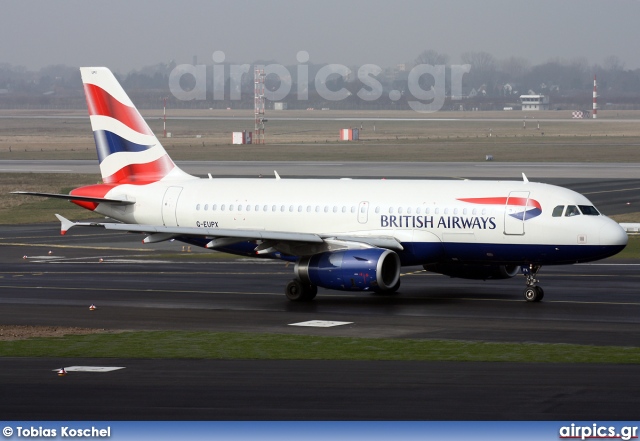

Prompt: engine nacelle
[296,249,401,292]
[423,263,520,280]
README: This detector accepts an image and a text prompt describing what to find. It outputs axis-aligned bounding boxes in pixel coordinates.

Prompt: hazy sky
[2,0,640,72]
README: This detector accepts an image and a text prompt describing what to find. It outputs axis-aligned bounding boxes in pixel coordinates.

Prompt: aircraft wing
[54,214,403,252]
[12,191,135,205]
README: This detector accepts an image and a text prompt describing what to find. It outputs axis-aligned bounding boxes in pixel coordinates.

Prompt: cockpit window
[565,205,580,217]
[552,205,564,217]
[578,205,600,216]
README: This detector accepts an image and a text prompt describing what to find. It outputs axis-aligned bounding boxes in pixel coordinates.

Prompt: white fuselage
[93,177,627,266]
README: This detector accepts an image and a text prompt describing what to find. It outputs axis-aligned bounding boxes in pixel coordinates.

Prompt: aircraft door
[162,186,183,227]
[504,191,529,235]
[357,201,369,224]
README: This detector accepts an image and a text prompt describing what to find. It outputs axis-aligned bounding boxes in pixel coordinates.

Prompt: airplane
[13,67,628,303]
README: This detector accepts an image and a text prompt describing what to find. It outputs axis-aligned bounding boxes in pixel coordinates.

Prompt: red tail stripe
[84,83,154,136]
[103,154,175,184]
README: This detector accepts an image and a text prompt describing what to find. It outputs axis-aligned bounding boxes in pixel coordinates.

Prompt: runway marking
[0,242,152,251]
[289,320,353,327]
[0,284,276,296]
[578,263,640,266]
[582,187,640,195]
[0,169,72,172]
[53,366,125,373]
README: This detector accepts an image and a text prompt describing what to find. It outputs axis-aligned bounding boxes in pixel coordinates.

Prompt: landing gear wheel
[285,280,317,302]
[523,286,544,302]
[522,264,544,303]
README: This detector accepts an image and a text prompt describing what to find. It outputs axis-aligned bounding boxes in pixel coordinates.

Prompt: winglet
[274,170,281,180]
[522,173,529,183]
[55,214,75,236]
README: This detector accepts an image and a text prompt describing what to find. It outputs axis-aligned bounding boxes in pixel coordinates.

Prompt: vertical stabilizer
[80,67,192,184]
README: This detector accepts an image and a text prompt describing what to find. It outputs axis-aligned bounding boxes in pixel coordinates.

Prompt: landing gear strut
[522,264,544,302]
[285,279,317,302]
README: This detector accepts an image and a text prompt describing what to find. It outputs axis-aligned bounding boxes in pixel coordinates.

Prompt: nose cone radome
[599,219,628,248]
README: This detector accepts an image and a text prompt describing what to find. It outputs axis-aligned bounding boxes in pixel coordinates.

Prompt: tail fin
[80,67,192,184]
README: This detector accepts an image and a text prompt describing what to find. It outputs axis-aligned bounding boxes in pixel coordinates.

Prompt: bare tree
[499,56,531,80]
[461,51,497,73]
[414,49,449,66]
[603,55,625,72]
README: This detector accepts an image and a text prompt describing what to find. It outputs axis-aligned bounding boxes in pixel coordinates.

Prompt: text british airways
[380,215,497,230]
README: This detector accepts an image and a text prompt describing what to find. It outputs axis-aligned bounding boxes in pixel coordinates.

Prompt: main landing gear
[285,279,318,302]
[522,264,544,302]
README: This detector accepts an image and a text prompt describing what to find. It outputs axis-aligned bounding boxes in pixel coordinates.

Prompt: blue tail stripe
[93,130,153,163]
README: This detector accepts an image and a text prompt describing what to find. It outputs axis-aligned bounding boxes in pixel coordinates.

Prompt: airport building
[519,94,549,111]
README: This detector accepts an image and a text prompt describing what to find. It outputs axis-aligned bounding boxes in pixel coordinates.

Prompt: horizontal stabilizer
[13,191,135,205]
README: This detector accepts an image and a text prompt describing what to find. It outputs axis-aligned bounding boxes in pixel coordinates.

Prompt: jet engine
[423,263,520,280]
[295,248,401,292]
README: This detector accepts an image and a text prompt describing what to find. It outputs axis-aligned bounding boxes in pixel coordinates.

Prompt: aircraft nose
[599,220,628,247]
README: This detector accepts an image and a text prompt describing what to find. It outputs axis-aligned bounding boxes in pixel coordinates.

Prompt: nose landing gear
[522,264,544,302]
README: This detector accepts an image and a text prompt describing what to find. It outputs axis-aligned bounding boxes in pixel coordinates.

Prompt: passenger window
[271,205,276,212]
[565,205,580,217]
[237,205,242,212]
[204,204,208,211]
[212,204,217,211]
[298,206,303,212]
[552,206,564,217]
[416,207,421,214]
[342,206,347,213]
[398,207,403,214]
[333,206,338,213]
[579,205,600,216]
[351,206,356,213]
[375,207,380,214]
[221,204,226,211]
[324,206,329,213]
[389,207,394,214]
[229,205,234,211]
[307,206,311,212]
[196,204,200,211]
[289,205,294,212]
[407,207,412,214]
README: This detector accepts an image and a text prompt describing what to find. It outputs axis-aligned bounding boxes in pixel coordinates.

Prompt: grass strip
[1,331,639,364]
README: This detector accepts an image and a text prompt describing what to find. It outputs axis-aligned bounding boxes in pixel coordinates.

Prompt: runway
[2,159,640,179]
[1,222,640,419]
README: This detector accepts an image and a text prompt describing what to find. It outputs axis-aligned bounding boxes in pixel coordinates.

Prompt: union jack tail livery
[81,67,191,184]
